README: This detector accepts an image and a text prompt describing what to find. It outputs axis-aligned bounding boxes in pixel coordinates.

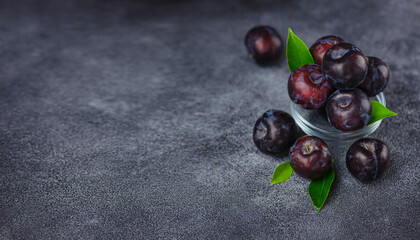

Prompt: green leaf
[297,131,305,138]
[368,101,397,125]
[270,161,294,185]
[308,168,335,212]
[286,28,314,72]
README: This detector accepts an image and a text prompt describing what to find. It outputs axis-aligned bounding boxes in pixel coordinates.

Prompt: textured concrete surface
[0,0,419,239]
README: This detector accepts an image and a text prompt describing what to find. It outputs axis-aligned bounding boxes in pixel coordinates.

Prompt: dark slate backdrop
[0,0,419,239]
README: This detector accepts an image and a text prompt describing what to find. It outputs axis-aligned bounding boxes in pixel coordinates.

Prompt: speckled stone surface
[0,0,419,239]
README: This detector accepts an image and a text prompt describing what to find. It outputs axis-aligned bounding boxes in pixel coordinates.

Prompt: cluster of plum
[246,26,390,182]
[292,35,389,131]
[245,26,390,131]
[253,109,389,182]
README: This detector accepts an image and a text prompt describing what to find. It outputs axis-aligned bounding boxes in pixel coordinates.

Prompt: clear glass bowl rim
[290,92,386,144]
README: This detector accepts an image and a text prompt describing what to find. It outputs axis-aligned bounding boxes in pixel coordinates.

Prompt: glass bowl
[290,92,386,145]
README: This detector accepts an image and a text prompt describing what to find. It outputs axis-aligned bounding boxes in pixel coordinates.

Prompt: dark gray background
[0,0,419,239]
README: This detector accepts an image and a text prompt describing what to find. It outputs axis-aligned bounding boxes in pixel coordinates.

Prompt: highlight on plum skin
[309,35,344,65]
[288,64,332,110]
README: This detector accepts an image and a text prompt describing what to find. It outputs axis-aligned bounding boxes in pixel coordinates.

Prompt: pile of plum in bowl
[245,26,397,212]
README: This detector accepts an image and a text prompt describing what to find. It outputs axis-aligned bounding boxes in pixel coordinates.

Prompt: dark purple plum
[253,110,298,155]
[289,136,332,179]
[326,89,371,131]
[309,35,344,65]
[244,26,283,65]
[288,64,332,109]
[346,138,390,182]
[358,56,390,97]
[322,43,368,90]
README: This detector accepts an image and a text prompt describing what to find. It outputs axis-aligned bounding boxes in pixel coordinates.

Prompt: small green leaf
[368,101,397,125]
[308,168,335,212]
[297,131,305,138]
[286,28,314,72]
[270,161,293,185]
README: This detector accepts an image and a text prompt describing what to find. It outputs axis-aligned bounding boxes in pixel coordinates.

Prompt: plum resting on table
[288,64,332,110]
[346,138,390,182]
[358,56,390,97]
[322,43,368,90]
[309,35,344,65]
[289,136,332,179]
[253,110,298,155]
[244,26,283,65]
